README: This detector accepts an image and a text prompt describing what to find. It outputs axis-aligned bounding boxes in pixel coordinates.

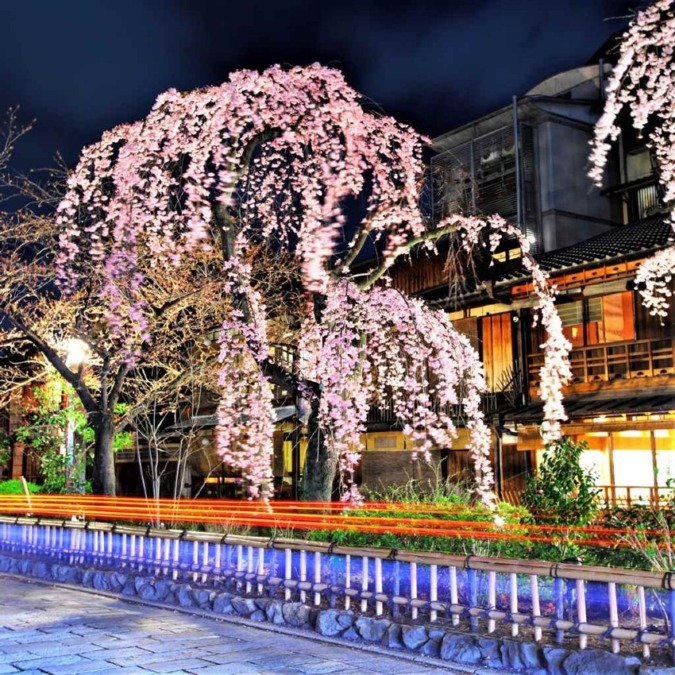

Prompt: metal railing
[0,516,673,660]
[528,336,674,386]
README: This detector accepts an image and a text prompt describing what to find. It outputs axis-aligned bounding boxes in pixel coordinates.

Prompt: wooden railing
[1,516,673,660]
[600,485,673,508]
[367,391,506,425]
[528,336,675,387]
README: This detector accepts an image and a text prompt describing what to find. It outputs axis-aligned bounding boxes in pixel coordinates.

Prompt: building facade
[360,60,675,504]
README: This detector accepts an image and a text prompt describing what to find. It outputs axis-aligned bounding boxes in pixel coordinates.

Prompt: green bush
[0,479,40,494]
[521,437,601,562]
[522,437,600,527]
[306,475,534,560]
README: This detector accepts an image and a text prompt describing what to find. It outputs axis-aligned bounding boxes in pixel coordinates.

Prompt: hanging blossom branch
[302,279,495,506]
[590,0,675,318]
[437,214,573,444]
[214,259,276,499]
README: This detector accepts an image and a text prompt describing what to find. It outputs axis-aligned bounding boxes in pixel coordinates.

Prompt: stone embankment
[0,552,656,674]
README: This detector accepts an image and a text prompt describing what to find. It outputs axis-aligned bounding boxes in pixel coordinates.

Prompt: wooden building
[359,60,675,504]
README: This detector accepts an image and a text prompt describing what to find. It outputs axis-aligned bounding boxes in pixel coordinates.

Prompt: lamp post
[64,338,89,493]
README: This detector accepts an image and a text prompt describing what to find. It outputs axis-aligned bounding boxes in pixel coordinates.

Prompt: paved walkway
[0,575,455,675]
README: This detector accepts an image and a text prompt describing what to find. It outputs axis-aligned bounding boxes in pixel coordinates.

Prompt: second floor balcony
[528,335,675,391]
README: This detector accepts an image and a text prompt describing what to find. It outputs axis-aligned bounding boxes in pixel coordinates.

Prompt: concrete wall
[536,120,615,251]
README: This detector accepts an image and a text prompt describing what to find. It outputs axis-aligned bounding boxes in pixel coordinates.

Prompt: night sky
[0,0,640,173]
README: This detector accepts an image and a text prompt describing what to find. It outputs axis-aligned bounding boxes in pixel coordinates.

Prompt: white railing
[0,516,673,659]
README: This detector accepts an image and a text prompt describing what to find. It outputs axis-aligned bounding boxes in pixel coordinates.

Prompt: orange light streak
[0,495,658,550]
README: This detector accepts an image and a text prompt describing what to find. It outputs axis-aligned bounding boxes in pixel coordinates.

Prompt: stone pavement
[0,575,465,675]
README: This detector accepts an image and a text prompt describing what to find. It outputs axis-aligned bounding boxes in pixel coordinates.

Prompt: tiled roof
[497,214,673,283]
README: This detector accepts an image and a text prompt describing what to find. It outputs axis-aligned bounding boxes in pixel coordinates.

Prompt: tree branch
[0,309,99,413]
[356,221,460,290]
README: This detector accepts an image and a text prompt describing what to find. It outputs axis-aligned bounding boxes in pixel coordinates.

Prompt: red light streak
[0,495,656,550]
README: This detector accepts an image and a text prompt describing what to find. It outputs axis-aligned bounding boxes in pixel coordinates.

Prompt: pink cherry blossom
[590,0,675,317]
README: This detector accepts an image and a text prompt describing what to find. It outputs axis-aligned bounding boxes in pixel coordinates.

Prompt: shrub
[521,437,601,562]
[0,479,40,495]
[522,437,600,527]
[308,473,534,559]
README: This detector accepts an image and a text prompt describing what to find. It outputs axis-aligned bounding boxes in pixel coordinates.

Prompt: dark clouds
[0,0,639,171]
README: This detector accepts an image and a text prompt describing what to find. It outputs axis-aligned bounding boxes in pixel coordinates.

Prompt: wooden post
[375,557,383,617]
[608,581,619,654]
[299,549,307,604]
[430,564,438,623]
[19,476,32,516]
[285,548,292,601]
[410,562,418,621]
[314,552,322,606]
[487,571,496,633]
[510,572,519,637]
[361,556,369,614]
[638,585,650,659]
[531,574,542,641]
[345,554,351,610]
[576,579,588,649]
[450,565,459,626]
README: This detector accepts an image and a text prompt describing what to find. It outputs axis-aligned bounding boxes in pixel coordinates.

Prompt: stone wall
[0,551,648,675]
[360,451,441,492]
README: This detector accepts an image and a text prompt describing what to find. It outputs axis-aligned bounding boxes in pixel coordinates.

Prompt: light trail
[0,494,657,550]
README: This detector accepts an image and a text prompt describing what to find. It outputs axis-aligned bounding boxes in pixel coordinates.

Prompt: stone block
[232,597,257,617]
[478,637,502,668]
[176,585,194,608]
[401,624,428,651]
[122,578,137,596]
[92,571,110,591]
[520,641,543,669]
[138,584,159,601]
[342,627,360,641]
[316,610,345,637]
[265,599,284,625]
[213,593,234,615]
[153,579,170,601]
[250,610,266,622]
[134,576,149,593]
[192,589,212,607]
[440,634,481,665]
[563,649,630,675]
[355,617,391,643]
[542,646,569,675]
[382,623,403,649]
[31,561,49,580]
[337,611,354,628]
[107,571,127,593]
[254,598,271,611]
[282,602,311,627]
[420,639,441,658]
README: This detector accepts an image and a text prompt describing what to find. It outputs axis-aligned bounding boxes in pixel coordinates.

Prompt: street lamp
[64,339,90,493]
[65,339,89,370]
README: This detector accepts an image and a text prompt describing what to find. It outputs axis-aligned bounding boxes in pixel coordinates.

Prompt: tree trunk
[91,411,116,496]
[300,404,337,501]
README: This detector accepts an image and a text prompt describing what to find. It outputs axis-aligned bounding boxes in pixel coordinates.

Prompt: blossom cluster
[439,214,572,445]
[213,260,276,499]
[304,279,495,506]
[55,65,427,361]
[589,0,675,317]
